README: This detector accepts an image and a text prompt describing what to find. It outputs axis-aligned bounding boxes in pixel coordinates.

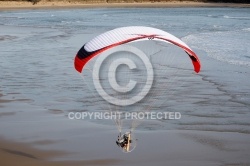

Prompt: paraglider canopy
[74,26,201,74]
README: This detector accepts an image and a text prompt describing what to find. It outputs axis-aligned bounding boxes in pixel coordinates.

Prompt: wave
[207,14,250,20]
[242,28,250,31]
[223,15,250,20]
[0,35,17,41]
[182,30,250,67]
[9,11,70,15]
[61,20,84,24]
[0,16,25,19]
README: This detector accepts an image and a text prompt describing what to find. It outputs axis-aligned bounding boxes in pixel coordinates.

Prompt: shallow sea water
[0,7,250,164]
[1,7,250,129]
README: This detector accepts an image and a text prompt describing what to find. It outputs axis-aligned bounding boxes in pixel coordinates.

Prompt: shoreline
[0,1,250,10]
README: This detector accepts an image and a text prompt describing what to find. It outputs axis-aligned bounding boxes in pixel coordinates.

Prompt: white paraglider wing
[74,26,201,73]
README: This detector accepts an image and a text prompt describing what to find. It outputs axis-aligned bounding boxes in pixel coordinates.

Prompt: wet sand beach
[0,139,120,166]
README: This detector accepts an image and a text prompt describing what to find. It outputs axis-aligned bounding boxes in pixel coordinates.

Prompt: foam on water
[223,15,250,20]
[183,30,250,67]
[243,28,250,31]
